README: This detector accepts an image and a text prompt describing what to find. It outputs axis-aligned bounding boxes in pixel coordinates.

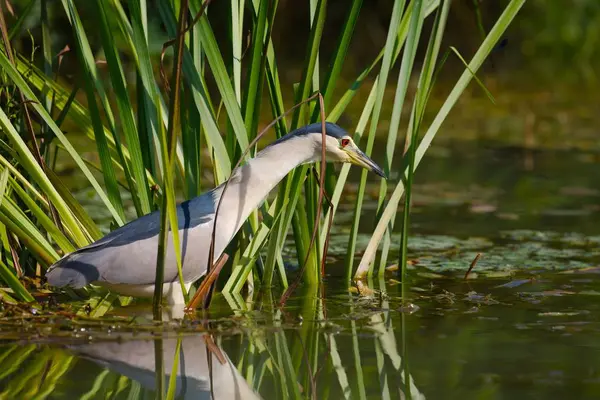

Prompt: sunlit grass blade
[59,0,132,220]
[279,0,327,286]
[327,0,440,123]
[13,55,132,174]
[344,0,406,281]
[158,0,231,183]
[126,0,165,180]
[92,0,152,217]
[0,52,124,232]
[189,0,249,151]
[356,0,527,275]
[8,174,75,253]
[320,82,377,253]
[0,203,58,265]
[224,200,288,293]
[166,338,182,400]
[0,258,34,303]
[378,0,451,275]
[313,0,363,118]
[45,168,102,241]
[231,0,244,104]
[0,107,88,249]
[242,0,270,139]
[373,0,426,280]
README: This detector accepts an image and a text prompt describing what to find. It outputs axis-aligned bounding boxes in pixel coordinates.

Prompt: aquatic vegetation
[0,0,524,316]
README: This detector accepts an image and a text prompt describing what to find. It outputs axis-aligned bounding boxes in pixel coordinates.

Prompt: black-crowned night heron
[46,123,385,304]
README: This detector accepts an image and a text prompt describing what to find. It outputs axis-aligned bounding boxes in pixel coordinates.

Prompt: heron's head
[276,122,386,178]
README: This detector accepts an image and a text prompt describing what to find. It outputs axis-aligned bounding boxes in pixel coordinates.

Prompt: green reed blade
[389,1,451,279]
[0,258,34,302]
[0,203,58,265]
[357,0,527,274]
[190,0,249,151]
[166,338,182,400]
[290,0,326,129]
[45,168,102,241]
[93,0,152,217]
[126,0,165,180]
[242,0,269,140]
[0,97,94,244]
[375,0,426,278]
[8,175,75,253]
[13,55,135,177]
[328,0,440,123]
[281,0,327,286]
[225,200,287,293]
[59,0,132,219]
[158,0,231,183]
[344,0,406,281]
[312,0,363,119]
[231,0,244,104]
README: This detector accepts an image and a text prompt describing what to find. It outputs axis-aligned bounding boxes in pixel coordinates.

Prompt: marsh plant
[0,0,524,311]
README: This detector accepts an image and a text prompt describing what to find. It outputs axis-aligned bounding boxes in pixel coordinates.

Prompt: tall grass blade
[59,0,132,220]
[158,0,231,183]
[242,0,269,140]
[0,52,124,231]
[166,338,182,400]
[189,0,249,151]
[313,0,363,117]
[344,0,406,281]
[92,0,152,217]
[375,0,426,278]
[356,0,527,275]
[0,102,89,247]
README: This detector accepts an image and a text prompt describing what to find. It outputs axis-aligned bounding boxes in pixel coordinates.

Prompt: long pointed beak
[347,145,387,179]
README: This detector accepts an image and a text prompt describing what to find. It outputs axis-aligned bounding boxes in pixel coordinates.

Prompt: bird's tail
[45,253,97,289]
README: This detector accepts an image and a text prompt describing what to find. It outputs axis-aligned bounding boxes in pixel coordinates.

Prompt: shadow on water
[2,145,600,398]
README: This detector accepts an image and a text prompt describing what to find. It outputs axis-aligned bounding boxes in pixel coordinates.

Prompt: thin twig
[160,0,213,92]
[7,233,22,277]
[311,167,335,277]
[464,252,482,280]
[199,92,322,310]
[0,3,64,234]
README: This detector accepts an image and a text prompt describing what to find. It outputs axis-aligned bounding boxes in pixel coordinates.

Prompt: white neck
[212,135,317,245]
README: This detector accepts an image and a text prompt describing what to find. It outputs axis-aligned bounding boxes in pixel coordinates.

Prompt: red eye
[341,138,350,147]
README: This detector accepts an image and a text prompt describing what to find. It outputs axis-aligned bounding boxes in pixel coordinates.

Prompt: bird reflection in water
[69,335,260,399]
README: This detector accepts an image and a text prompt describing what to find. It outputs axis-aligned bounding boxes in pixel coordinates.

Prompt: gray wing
[46,191,218,287]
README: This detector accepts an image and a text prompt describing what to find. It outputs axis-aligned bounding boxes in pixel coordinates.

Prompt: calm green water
[1,143,600,399]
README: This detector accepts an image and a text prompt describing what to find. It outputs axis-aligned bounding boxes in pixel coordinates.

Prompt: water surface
[1,143,599,399]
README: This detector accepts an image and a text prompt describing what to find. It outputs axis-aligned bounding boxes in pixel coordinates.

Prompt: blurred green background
[8,0,599,151]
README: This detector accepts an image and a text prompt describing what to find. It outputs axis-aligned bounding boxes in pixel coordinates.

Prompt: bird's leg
[185,253,229,311]
[203,333,227,365]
